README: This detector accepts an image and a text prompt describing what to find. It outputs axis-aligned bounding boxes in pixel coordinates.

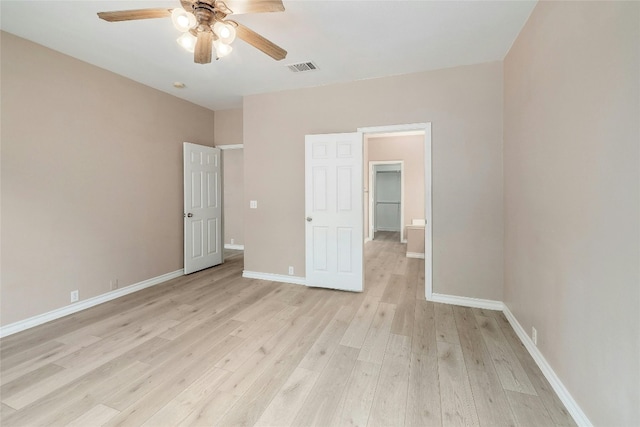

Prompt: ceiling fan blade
[233,22,287,61]
[195,31,214,64]
[220,0,284,15]
[180,0,195,12]
[97,8,172,22]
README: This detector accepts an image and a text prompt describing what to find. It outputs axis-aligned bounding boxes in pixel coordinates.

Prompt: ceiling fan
[97,0,287,64]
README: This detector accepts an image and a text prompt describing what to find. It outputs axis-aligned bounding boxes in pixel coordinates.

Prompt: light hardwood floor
[0,240,575,427]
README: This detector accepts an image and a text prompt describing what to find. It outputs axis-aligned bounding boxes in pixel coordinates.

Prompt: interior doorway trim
[358,123,433,301]
[369,160,405,243]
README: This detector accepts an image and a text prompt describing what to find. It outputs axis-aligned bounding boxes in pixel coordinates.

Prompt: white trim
[503,306,592,427]
[406,252,425,259]
[242,270,307,286]
[217,144,243,150]
[401,239,408,244]
[224,244,245,250]
[430,292,504,311]
[0,269,184,338]
[358,123,430,134]
[368,160,404,242]
[366,130,425,138]
[364,237,373,243]
[358,123,432,301]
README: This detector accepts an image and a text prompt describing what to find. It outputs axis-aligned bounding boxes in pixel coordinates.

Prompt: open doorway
[359,124,432,300]
[220,145,245,264]
[303,123,432,299]
[369,161,404,242]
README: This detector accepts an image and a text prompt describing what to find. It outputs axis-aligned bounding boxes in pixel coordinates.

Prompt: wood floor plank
[0,363,65,401]
[391,294,416,338]
[340,296,380,349]
[217,316,313,397]
[254,367,320,427]
[357,302,396,365]
[299,305,354,372]
[436,303,461,345]
[140,367,230,427]
[393,253,409,275]
[476,315,537,396]
[367,333,411,427]
[66,403,120,427]
[412,299,437,355]
[365,250,397,298]
[0,245,574,427]
[381,273,405,304]
[104,334,244,412]
[1,333,102,385]
[498,316,577,426]
[232,295,287,323]
[292,345,360,427]
[103,335,243,427]
[55,318,179,369]
[2,319,177,410]
[0,340,64,372]
[217,310,336,427]
[2,359,150,426]
[437,341,480,427]
[454,306,516,426]
[1,402,16,419]
[215,317,288,372]
[505,389,555,427]
[331,360,381,427]
[406,351,441,427]
[177,390,240,427]
[390,268,417,337]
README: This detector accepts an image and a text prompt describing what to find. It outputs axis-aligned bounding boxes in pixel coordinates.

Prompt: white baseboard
[364,237,372,243]
[406,252,425,259]
[401,239,408,244]
[224,244,245,250]
[430,292,504,311]
[0,269,184,338]
[503,306,592,426]
[242,270,307,286]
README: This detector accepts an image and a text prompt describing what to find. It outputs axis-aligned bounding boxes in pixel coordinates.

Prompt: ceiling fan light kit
[171,8,196,32]
[176,32,197,53]
[98,0,287,64]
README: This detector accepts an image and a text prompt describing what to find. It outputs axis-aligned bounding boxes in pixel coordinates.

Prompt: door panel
[305,133,363,292]
[184,143,222,274]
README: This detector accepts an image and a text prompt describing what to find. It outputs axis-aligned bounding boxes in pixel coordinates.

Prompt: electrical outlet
[250,200,258,209]
[532,327,537,345]
[110,279,119,291]
[288,266,294,275]
[231,238,235,245]
[70,290,79,303]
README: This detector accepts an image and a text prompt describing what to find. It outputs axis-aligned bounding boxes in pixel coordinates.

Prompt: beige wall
[503,2,639,425]
[244,61,504,300]
[221,149,244,246]
[214,108,243,146]
[366,135,425,240]
[1,32,215,326]
[214,108,245,247]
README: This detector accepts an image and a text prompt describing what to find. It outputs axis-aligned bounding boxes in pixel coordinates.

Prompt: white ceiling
[0,0,536,111]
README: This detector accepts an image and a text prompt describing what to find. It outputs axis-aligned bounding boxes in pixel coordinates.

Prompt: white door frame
[369,161,404,242]
[358,123,433,301]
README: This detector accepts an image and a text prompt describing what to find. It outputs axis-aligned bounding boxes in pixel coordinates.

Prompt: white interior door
[184,142,222,274]
[305,132,363,292]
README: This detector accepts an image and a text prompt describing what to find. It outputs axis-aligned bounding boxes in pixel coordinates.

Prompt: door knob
[306,217,313,222]
[187,213,194,218]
